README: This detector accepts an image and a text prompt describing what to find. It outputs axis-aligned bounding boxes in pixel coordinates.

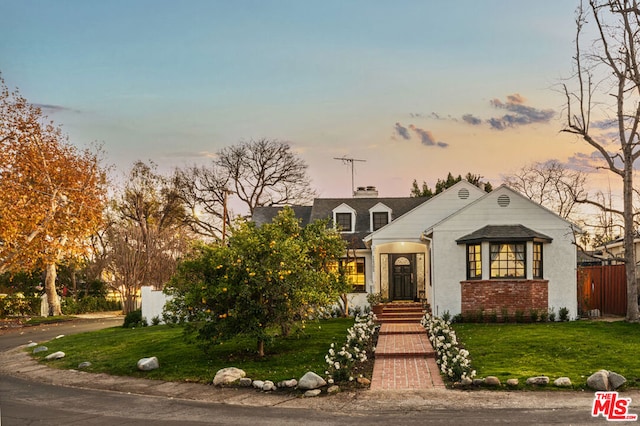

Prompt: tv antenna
[333,156,367,195]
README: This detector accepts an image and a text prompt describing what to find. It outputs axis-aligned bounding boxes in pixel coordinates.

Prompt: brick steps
[370,301,444,390]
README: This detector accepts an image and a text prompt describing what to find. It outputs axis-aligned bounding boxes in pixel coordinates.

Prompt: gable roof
[363,180,486,243]
[456,224,553,244]
[424,184,580,236]
[252,197,428,249]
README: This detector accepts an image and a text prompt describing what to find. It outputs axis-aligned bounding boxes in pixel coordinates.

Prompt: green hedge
[0,295,40,317]
[61,297,122,314]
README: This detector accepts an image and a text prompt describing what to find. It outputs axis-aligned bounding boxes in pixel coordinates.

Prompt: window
[335,213,352,232]
[466,244,482,280]
[490,243,525,278]
[372,212,389,231]
[533,242,543,279]
[330,258,365,292]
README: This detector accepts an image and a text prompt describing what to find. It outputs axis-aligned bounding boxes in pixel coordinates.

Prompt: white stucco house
[252,181,578,319]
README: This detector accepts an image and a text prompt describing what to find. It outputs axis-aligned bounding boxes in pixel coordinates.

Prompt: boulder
[78,361,92,369]
[554,377,572,387]
[460,377,473,386]
[608,371,627,390]
[298,372,326,390]
[55,334,65,339]
[484,376,501,386]
[26,342,38,348]
[587,370,610,391]
[356,377,371,386]
[526,376,550,386]
[304,389,322,397]
[252,380,265,390]
[277,379,298,388]
[262,381,276,391]
[32,346,48,354]
[212,367,245,386]
[45,351,65,361]
[239,378,253,387]
[137,356,159,371]
[327,385,340,394]
[506,378,519,387]
[472,378,485,386]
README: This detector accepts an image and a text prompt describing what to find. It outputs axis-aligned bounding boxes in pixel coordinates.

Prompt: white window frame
[368,202,392,232]
[333,203,356,233]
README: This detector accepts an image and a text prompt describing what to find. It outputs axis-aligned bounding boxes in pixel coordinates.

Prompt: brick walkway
[370,304,445,390]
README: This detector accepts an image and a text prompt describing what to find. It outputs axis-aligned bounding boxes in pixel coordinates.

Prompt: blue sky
[1,0,588,198]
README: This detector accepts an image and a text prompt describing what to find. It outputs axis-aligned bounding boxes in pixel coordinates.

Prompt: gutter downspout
[421,232,436,316]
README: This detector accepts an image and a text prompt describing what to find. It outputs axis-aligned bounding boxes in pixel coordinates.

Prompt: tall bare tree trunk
[623,165,639,321]
[45,262,62,316]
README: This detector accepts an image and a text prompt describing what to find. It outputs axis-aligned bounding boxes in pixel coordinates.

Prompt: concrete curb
[0,344,613,412]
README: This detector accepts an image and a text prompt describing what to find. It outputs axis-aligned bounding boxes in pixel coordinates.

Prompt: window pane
[339,257,366,292]
[335,213,352,231]
[533,243,543,278]
[372,212,389,230]
[490,243,525,278]
[467,244,482,279]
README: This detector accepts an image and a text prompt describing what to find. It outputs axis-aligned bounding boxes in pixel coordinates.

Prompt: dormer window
[333,204,356,233]
[369,202,393,232]
[372,212,389,231]
[335,213,353,232]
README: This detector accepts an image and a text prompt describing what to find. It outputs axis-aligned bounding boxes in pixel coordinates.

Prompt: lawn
[452,320,640,388]
[32,318,355,384]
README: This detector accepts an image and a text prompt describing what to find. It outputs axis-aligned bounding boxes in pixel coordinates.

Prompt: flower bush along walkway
[370,302,445,390]
[420,312,476,383]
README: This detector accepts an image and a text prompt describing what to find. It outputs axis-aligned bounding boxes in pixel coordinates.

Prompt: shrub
[123,309,145,328]
[529,309,539,323]
[324,313,377,382]
[61,296,121,314]
[421,312,475,382]
[559,307,570,322]
[539,309,549,322]
[514,310,525,323]
[0,294,40,317]
[549,308,557,322]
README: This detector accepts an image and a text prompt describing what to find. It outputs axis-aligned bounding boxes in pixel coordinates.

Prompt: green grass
[32,318,354,384]
[452,321,640,389]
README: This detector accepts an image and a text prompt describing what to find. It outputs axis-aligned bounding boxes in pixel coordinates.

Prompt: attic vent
[458,188,470,199]
[497,194,511,207]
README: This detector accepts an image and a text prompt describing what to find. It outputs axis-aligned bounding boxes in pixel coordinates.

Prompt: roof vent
[497,194,510,207]
[458,188,470,200]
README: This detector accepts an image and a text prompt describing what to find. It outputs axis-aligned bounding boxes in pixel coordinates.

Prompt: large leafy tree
[165,207,348,357]
[0,76,107,315]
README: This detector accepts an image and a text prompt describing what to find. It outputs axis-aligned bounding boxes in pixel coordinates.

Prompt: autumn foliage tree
[164,207,349,357]
[0,76,107,315]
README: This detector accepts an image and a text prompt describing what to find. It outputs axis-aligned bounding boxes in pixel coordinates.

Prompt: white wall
[431,187,578,319]
[141,286,173,325]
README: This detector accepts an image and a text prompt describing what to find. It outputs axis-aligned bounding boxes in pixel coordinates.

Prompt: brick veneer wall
[460,279,548,318]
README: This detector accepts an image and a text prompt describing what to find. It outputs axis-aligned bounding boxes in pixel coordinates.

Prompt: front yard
[453,320,640,389]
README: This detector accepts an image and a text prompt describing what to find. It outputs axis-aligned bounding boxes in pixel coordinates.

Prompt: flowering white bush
[421,312,476,382]
[324,312,377,382]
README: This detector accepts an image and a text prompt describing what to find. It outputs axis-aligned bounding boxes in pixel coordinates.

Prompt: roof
[455,224,553,244]
[252,205,313,227]
[252,197,428,249]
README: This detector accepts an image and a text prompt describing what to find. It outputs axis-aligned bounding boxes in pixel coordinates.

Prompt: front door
[391,254,416,300]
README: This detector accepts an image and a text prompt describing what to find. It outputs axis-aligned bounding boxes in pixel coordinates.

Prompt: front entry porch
[376,243,428,303]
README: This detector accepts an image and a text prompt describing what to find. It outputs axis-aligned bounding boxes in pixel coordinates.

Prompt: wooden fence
[577,265,627,316]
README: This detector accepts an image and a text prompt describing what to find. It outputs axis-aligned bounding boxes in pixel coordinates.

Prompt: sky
[0,0,602,201]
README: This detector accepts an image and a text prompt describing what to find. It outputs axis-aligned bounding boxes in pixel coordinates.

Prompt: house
[253,181,578,319]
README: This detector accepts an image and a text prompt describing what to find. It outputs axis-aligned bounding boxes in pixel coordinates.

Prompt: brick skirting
[460,279,548,318]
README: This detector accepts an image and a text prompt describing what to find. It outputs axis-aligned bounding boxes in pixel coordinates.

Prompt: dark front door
[391,254,416,300]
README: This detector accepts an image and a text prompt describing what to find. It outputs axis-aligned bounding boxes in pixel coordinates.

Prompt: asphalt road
[0,318,619,425]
